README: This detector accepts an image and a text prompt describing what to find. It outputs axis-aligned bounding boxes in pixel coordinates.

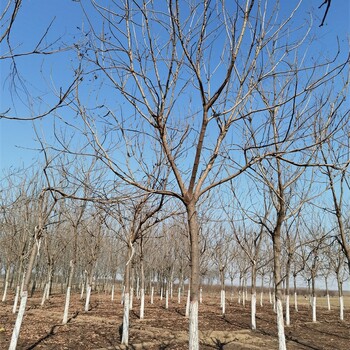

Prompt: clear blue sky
[1,0,349,174]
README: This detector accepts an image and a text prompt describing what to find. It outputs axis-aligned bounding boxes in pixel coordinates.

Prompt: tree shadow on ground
[201,338,233,350]
[25,311,79,350]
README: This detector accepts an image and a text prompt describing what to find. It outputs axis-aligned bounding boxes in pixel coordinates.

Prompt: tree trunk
[41,265,53,306]
[273,233,286,350]
[121,242,133,345]
[85,283,92,312]
[293,274,298,312]
[186,203,200,350]
[285,268,290,326]
[251,263,257,330]
[12,286,20,314]
[9,234,40,350]
[111,284,115,301]
[337,278,344,321]
[121,292,130,345]
[238,275,242,304]
[325,277,330,311]
[62,261,75,324]
[260,274,264,307]
[151,286,154,304]
[165,287,169,309]
[140,256,145,319]
[220,267,225,316]
[41,283,49,306]
[185,287,190,317]
[311,276,316,322]
[2,267,10,302]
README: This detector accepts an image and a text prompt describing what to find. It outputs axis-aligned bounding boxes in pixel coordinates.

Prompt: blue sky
[1,0,349,175]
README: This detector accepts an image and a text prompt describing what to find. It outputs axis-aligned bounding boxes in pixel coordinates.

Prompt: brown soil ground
[0,291,349,349]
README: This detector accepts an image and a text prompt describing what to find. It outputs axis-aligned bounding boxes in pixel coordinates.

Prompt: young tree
[319,123,350,273]
[9,188,57,350]
[210,225,232,316]
[224,178,271,329]
[113,190,165,346]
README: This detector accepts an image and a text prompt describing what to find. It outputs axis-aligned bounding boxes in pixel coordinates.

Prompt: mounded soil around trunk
[0,291,349,349]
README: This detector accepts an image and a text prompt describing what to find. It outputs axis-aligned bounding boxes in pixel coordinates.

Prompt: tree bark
[285,266,290,326]
[121,242,133,345]
[140,255,145,319]
[1,267,10,302]
[186,202,200,350]
[273,232,286,350]
[9,233,41,350]
[251,263,257,330]
[293,274,298,312]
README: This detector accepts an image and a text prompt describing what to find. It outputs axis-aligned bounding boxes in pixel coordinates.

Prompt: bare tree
[111,189,165,346]
[31,2,347,348]
[9,188,57,350]
[319,123,350,273]
[328,241,348,320]
[210,226,232,316]
[223,178,271,330]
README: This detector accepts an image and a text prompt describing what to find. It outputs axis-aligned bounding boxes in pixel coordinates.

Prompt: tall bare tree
[9,188,57,350]
[42,2,347,348]
[319,123,350,273]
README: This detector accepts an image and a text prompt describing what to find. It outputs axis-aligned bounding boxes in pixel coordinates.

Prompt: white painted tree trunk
[238,290,241,304]
[312,296,317,322]
[12,286,20,314]
[136,277,140,299]
[326,293,330,311]
[140,288,145,319]
[165,288,169,309]
[121,285,125,305]
[45,275,51,300]
[221,290,225,315]
[178,287,181,304]
[269,290,272,304]
[80,281,85,299]
[251,292,256,330]
[129,287,133,310]
[150,286,154,304]
[2,268,10,302]
[160,287,163,300]
[200,287,202,304]
[185,289,190,317]
[121,292,130,345]
[9,291,28,350]
[62,286,71,324]
[273,293,276,313]
[242,290,246,307]
[294,292,298,312]
[260,290,263,307]
[276,298,286,350]
[41,283,49,306]
[20,273,25,295]
[189,300,199,350]
[111,285,115,301]
[285,294,290,326]
[85,285,91,311]
[339,295,344,321]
